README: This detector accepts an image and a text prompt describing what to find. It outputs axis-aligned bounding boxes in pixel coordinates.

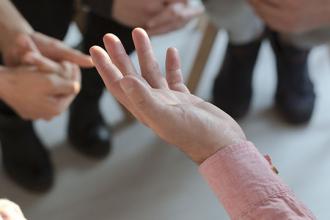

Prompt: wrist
[188,140,246,165]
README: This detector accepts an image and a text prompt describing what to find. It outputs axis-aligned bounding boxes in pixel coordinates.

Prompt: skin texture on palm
[249,0,330,34]
[90,28,246,164]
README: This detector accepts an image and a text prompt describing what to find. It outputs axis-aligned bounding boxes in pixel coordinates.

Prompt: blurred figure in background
[0,0,203,192]
[0,0,89,192]
[205,0,330,124]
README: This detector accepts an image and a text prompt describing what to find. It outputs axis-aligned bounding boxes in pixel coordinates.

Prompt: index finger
[32,32,94,68]
[23,52,63,73]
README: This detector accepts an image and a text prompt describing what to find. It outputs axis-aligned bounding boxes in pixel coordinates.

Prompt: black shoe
[270,32,315,124]
[0,113,53,192]
[212,38,263,119]
[68,89,111,159]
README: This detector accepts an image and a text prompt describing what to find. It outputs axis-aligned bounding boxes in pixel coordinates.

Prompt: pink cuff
[199,141,314,219]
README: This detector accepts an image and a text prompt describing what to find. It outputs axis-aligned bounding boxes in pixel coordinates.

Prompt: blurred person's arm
[0,0,33,52]
[90,28,316,219]
[0,0,93,67]
[0,52,81,121]
[249,0,330,34]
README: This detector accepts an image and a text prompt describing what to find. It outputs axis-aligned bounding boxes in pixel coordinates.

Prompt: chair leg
[187,19,218,94]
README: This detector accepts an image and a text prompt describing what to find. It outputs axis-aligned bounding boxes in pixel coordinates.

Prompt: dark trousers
[78,11,135,101]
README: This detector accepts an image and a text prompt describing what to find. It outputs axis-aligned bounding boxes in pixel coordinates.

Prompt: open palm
[90,28,245,164]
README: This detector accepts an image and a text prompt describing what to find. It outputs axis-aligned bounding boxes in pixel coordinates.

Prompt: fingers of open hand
[165,47,190,93]
[103,34,137,76]
[132,28,169,89]
[90,36,164,124]
[89,46,134,111]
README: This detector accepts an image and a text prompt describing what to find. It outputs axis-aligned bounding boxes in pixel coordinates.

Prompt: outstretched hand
[90,28,245,164]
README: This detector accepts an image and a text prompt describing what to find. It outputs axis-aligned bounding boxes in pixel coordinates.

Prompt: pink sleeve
[199,141,316,220]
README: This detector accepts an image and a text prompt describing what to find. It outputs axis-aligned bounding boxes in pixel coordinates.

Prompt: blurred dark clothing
[82,0,113,19]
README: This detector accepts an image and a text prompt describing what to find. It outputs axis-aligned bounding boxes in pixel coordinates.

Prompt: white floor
[1,23,330,220]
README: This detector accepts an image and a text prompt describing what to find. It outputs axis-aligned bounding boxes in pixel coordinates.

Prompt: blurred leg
[270,30,324,124]
[0,0,74,192]
[68,11,135,158]
[205,0,265,119]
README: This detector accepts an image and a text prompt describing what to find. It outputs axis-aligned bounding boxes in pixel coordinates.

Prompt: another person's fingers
[103,34,137,76]
[165,47,190,93]
[132,28,168,89]
[165,0,188,5]
[49,75,80,96]
[147,3,203,30]
[147,23,180,36]
[22,52,63,73]
[147,6,177,29]
[60,61,78,80]
[32,32,94,68]
[71,64,81,82]
[4,33,40,66]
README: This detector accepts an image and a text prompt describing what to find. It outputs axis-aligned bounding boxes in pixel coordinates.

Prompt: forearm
[199,141,315,219]
[0,0,33,52]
